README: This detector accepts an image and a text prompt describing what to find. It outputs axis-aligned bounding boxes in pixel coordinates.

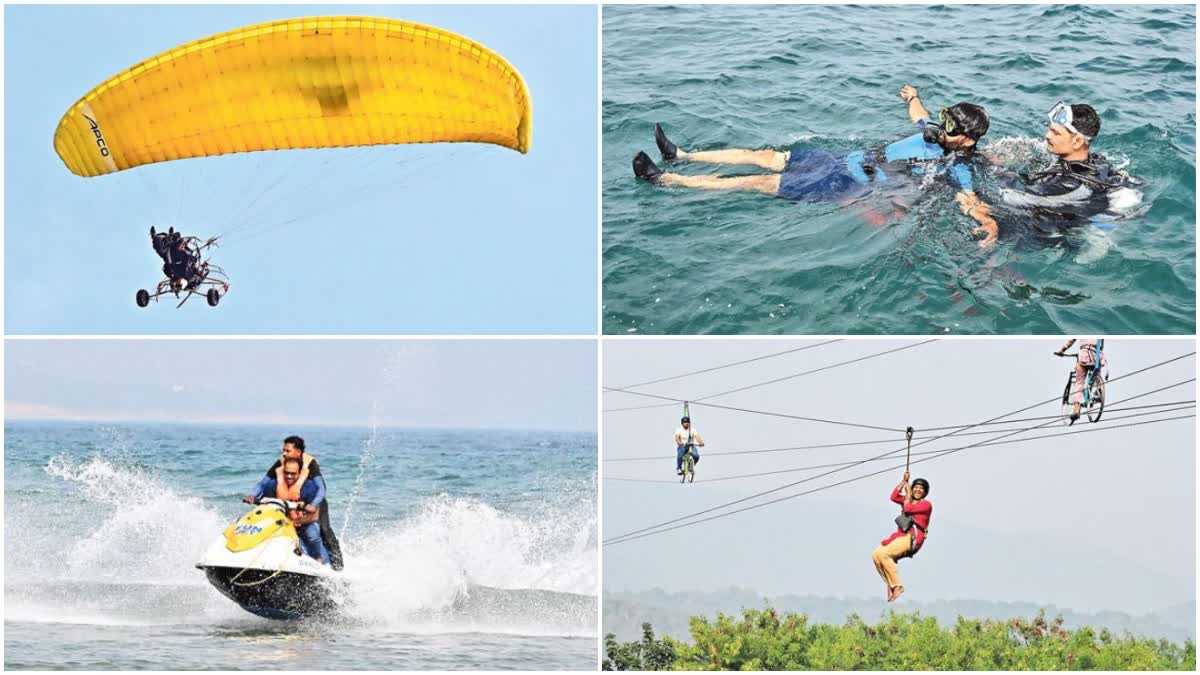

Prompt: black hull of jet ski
[198,565,339,620]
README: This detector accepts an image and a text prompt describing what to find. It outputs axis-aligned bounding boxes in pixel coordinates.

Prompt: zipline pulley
[905,426,915,472]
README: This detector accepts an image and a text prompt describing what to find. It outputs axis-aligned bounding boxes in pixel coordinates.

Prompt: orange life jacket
[276,454,319,525]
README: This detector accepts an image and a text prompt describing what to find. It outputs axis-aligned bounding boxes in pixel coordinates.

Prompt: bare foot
[892,585,905,602]
[886,587,896,602]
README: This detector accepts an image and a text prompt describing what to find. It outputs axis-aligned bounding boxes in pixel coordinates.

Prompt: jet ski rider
[247,457,330,564]
[244,435,344,569]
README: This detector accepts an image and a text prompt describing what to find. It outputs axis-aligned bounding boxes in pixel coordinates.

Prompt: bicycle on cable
[1055,339,1107,425]
[680,443,697,483]
[674,403,705,483]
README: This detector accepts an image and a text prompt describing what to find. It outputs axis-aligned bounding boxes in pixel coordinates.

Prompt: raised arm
[891,471,911,504]
[899,85,932,123]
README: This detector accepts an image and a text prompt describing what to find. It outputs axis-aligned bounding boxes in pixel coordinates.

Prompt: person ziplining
[871,428,932,602]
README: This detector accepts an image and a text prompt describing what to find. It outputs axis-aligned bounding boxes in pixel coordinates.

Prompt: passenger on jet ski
[247,457,330,565]
[250,435,344,570]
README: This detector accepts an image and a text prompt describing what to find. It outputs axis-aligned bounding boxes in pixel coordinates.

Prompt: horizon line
[4,415,597,435]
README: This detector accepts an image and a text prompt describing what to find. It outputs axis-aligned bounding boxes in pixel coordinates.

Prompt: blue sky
[6,339,597,431]
[5,5,598,334]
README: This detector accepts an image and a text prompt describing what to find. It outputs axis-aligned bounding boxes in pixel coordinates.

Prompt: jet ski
[196,497,341,620]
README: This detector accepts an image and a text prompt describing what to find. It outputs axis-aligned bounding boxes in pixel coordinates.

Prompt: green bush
[604,608,1196,671]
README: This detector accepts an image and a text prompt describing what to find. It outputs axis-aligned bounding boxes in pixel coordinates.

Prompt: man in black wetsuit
[977,103,1143,232]
[256,436,345,570]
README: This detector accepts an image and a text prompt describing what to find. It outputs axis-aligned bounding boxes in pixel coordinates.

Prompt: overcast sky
[603,338,1196,613]
[6,339,596,431]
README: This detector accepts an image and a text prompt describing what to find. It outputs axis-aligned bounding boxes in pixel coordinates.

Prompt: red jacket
[881,486,932,551]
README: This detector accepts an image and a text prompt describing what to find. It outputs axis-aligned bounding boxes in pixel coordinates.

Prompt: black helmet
[681,416,690,423]
[911,478,930,495]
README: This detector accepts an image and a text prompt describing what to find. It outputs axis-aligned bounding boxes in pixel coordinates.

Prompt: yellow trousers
[871,535,912,590]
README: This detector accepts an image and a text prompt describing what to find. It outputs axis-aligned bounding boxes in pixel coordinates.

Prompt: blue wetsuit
[777,119,974,201]
[251,476,330,564]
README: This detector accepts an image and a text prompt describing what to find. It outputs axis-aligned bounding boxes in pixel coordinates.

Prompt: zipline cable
[605,405,1195,484]
[605,415,1068,545]
[690,340,938,403]
[604,387,904,433]
[904,426,914,473]
[605,412,1073,545]
[613,340,843,391]
[602,356,1193,545]
[604,340,935,413]
[604,351,1194,435]
[602,400,1194,462]
[606,406,1198,545]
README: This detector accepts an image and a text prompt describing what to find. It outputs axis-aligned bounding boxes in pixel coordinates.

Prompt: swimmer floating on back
[633,84,1002,246]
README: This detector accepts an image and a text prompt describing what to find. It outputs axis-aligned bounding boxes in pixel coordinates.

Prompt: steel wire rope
[604,403,1194,484]
[612,340,843,391]
[605,404,1195,545]
[605,387,904,433]
[603,340,936,413]
[602,399,1195,462]
[605,351,1194,437]
[602,354,1194,545]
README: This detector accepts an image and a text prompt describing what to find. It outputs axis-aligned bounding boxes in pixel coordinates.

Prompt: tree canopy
[604,608,1195,671]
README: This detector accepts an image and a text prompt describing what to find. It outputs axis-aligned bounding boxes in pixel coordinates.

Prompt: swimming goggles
[1047,101,1093,140]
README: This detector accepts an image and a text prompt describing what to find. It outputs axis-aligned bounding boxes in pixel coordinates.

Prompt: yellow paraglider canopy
[53,16,532,177]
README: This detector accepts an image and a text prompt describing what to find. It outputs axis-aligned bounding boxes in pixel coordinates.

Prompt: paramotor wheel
[136,289,150,308]
[206,288,221,307]
[1086,374,1105,423]
[1060,373,1075,425]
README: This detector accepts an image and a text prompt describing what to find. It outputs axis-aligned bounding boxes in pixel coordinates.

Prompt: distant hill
[604,587,1196,646]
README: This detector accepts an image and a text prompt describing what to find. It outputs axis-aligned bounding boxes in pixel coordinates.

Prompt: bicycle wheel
[1086,374,1105,423]
[1060,373,1076,425]
[681,453,693,484]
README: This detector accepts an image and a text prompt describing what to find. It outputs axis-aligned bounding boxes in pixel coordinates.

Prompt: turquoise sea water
[4,422,597,670]
[603,4,1196,334]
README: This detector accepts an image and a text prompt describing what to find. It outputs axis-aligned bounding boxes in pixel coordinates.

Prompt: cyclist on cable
[1054,339,1107,425]
[675,416,705,476]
